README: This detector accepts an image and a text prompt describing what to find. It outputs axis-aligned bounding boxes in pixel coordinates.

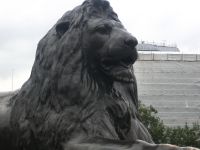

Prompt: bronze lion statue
[0,0,199,149]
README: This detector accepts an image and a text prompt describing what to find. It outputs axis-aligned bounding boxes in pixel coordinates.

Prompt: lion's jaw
[82,18,138,83]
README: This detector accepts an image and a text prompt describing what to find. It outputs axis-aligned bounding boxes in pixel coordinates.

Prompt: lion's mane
[10,0,153,149]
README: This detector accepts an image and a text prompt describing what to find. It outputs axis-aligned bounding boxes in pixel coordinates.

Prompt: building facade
[135,53,200,127]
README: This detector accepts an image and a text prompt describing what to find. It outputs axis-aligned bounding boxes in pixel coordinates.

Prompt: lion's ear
[56,21,70,38]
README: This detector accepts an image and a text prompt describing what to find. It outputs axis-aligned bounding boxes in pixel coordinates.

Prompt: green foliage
[165,123,200,148]
[138,100,200,148]
[138,101,166,143]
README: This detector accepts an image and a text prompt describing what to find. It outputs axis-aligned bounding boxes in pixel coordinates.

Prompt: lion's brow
[114,22,124,28]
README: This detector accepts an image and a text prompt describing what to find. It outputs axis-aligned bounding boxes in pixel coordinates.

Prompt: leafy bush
[138,100,200,148]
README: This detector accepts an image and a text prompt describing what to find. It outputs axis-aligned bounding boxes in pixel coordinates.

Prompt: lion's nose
[124,37,138,48]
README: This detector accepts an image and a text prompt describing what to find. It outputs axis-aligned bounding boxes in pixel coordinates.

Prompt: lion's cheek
[91,37,109,51]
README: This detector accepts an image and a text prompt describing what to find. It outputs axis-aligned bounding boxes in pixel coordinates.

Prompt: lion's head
[81,17,138,82]
[10,0,152,149]
[52,0,138,86]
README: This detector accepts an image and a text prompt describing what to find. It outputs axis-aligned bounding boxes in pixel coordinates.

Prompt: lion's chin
[114,68,134,83]
[101,65,134,83]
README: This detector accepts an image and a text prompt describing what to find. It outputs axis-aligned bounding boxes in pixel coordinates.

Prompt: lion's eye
[95,27,109,35]
[91,10,99,15]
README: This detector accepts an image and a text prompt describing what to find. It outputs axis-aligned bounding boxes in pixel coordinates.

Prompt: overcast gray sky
[1,0,200,92]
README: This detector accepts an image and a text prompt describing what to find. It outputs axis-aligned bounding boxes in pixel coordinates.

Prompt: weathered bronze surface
[0,0,199,149]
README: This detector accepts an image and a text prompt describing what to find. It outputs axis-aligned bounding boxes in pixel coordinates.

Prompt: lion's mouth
[120,56,134,68]
[101,55,135,83]
[102,55,134,70]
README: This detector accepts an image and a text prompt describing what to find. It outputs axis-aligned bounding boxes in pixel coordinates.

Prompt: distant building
[135,53,200,127]
[137,42,180,52]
